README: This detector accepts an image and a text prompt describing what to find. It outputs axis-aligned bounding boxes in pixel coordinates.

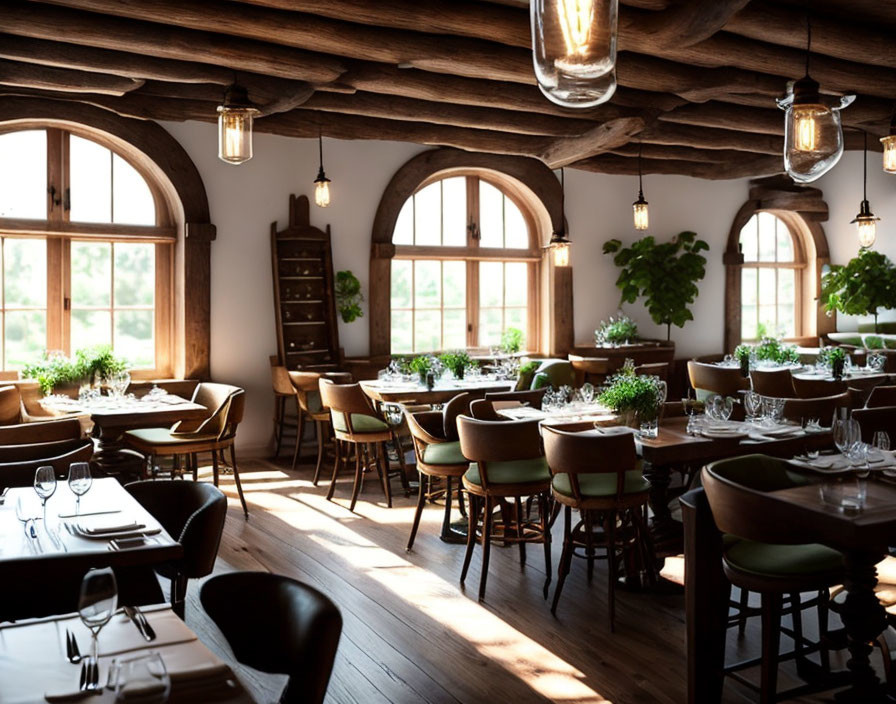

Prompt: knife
[122,605,156,641]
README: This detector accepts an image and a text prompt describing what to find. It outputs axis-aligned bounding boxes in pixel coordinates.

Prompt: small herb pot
[739,357,750,378]
[832,359,845,381]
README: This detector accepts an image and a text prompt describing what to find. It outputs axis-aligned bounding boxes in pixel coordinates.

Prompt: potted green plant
[754,337,800,365]
[334,270,364,323]
[23,345,128,395]
[603,231,709,342]
[826,346,847,380]
[500,327,523,354]
[595,313,638,346]
[408,355,434,386]
[820,249,896,333]
[598,361,666,436]
[733,344,752,377]
[440,350,473,380]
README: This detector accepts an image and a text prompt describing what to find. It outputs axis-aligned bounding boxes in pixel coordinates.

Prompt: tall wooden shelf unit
[271,195,341,371]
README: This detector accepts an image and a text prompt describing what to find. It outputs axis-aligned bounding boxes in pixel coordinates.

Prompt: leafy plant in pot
[23,345,129,396]
[595,313,638,346]
[598,360,667,436]
[824,346,847,380]
[733,344,752,377]
[334,270,364,323]
[409,355,435,388]
[754,337,800,365]
[440,351,473,380]
[820,249,896,333]
[603,231,709,342]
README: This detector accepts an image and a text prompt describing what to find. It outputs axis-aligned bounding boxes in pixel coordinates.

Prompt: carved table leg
[91,424,143,480]
[642,461,682,555]
[835,549,890,703]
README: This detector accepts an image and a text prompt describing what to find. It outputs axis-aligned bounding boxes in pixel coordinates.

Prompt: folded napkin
[78,516,142,535]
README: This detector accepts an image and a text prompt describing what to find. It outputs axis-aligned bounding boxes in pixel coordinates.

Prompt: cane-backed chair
[457,415,552,602]
[542,426,653,630]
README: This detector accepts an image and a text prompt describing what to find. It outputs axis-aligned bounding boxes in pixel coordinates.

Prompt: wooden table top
[360,378,515,404]
[41,394,208,432]
[0,478,182,571]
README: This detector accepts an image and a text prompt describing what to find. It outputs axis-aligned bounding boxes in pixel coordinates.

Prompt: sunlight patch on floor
[249,484,612,704]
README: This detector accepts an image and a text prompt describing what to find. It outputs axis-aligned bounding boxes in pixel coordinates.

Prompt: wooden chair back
[219,389,246,442]
[792,375,847,399]
[0,439,94,489]
[291,371,352,414]
[686,361,749,398]
[270,361,296,397]
[702,454,817,545]
[0,385,21,425]
[468,399,499,421]
[568,354,611,385]
[542,426,637,503]
[484,388,547,411]
[174,382,239,437]
[457,416,543,491]
[866,385,896,408]
[781,392,850,426]
[405,410,445,447]
[852,406,896,443]
[634,362,669,382]
[318,380,381,434]
[0,418,82,445]
[749,368,796,398]
[442,392,471,441]
[0,438,90,464]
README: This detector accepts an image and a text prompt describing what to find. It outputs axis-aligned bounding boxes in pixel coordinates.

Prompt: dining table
[0,478,182,622]
[39,392,208,476]
[496,401,617,426]
[0,603,254,703]
[359,377,516,405]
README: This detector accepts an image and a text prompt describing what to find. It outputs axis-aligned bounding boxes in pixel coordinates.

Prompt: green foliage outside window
[820,249,896,333]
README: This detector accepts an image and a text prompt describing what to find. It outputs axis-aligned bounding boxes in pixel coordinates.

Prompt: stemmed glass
[33,465,56,523]
[68,462,92,515]
[833,418,861,455]
[743,391,761,423]
[580,383,594,405]
[873,431,891,452]
[110,653,170,703]
[78,567,118,681]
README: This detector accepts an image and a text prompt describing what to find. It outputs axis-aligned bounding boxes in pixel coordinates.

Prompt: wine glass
[719,396,734,422]
[743,391,760,422]
[68,462,92,515]
[873,431,891,453]
[110,653,170,703]
[580,383,594,405]
[833,418,860,455]
[78,567,118,676]
[33,466,56,523]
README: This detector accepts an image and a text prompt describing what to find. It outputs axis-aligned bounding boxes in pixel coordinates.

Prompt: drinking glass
[110,653,170,703]
[33,466,56,523]
[719,396,734,422]
[833,418,860,455]
[705,395,720,422]
[78,567,118,674]
[743,391,761,422]
[68,462,92,514]
[873,431,891,452]
[580,383,594,405]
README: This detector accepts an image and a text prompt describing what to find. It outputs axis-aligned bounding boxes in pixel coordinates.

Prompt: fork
[79,657,100,692]
[65,628,82,664]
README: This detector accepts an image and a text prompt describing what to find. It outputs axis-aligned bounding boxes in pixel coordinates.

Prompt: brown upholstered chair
[484,388,547,410]
[687,361,750,401]
[781,393,850,426]
[318,380,406,511]
[542,426,652,630]
[0,417,83,445]
[0,385,21,425]
[123,383,249,518]
[852,406,896,444]
[270,356,300,460]
[750,368,796,398]
[457,415,552,602]
[867,385,896,408]
[791,375,848,400]
[568,354,611,386]
[469,399,500,421]
[404,393,472,551]
[634,362,669,382]
[289,371,352,482]
[0,438,94,489]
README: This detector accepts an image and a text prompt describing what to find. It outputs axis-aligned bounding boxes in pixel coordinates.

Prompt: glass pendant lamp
[882,112,896,174]
[531,0,618,108]
[776,17,853,183]
[217,84,259,165]
[633,143,649,230]
[544,168,571,266]
[852,131,880,249]
[313,131,331,208]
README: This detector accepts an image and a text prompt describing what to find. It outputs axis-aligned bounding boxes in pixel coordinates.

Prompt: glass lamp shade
[552,242,570,267]
[531,0,618,108]
[776,79,854,183]
[632,198,649,231]
[314,176,331,208]
[882,135,896,174]
[217,106,259,165]
[852,200,879,248]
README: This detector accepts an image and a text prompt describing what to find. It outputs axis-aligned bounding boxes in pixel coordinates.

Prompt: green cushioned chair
[422,441,466,466]
[542,426,653,629]
[529,360,576,390]
[457,415,553,602]
[331,413,389,433]
[703,454,845,701]
[288,370,352,485]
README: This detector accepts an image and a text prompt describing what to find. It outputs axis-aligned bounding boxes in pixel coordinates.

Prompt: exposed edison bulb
[633,198,648,231]
[217,107,258,164]
[792,106,822,152]
[314,177,331,208]
[553,242,570,267]
[853,200,879,248]
[882,135,896,174]
[531,0,618,108]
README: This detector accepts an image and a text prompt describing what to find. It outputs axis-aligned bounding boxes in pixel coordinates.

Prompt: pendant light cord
[805,13,812,76]
[863,129,868,201]
[637,142,644,199]
[318,127,324,171]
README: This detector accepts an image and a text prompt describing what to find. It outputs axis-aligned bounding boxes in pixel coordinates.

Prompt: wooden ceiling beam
[630,0,752,49]
[639,123,783,154]
[724,1,896,70]
[0,58,142,96]
[0,3,344,83]
[573,153,782,180]
[538,117,646,168]
[608,143,759,164]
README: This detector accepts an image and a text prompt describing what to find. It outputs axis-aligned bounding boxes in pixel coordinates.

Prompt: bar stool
[288,371,351,482]
[269,356,299,459]
[457,415,552,602]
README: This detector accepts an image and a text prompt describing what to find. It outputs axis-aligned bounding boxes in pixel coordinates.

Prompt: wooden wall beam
[0,3,344,83]
[0,58,142,96]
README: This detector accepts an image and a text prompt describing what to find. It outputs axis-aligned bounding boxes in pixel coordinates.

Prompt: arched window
[0,126,174,374]
[389,175,540,353]
[738,212,802,340]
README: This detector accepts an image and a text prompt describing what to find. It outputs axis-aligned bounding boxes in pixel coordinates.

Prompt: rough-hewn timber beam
[631,0,751,48]
[0,58,142,96]
[573,153,782,180]
[609,143,759,164]
[639,123,782,154]
[538,117,646,168]
[3,2,344,83]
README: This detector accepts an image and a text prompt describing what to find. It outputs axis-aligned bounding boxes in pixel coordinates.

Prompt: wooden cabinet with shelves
[271,195,341,371]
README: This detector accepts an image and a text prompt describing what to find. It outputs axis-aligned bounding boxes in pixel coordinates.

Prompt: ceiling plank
[0,2,345,83]
[538,117,646,168]
[639,123,782,154]
[632,0,751,48]
[609,143,759,164]
[0,58,142,96]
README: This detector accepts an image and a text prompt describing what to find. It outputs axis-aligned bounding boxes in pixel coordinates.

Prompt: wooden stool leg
[378,442,393,508]
[540,493,552,598]
[190,453,198,481]
[515,496,527,566]
[349,443,363,512]
[760,593,782,704]
[478,495,493,602]
[326,440,342,501]
[212,451,220,487]
[229,445,248,519]
[605,510,618,633]
[407,473,428,552]
[551,505,574,614]
[818,587,831,673]
[440,477,454,537]
[291,409,305,471]
[274,395,285,458]
[312,421,325,485]
[391,430,411,495]
[583,509,596,584]
[460,494,479,586]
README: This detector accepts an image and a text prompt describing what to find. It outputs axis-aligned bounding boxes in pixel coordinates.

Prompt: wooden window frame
[390,174,541,353]
[0,126,174,379]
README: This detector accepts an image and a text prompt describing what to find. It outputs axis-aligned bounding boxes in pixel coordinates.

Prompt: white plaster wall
[159,120,896,453]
